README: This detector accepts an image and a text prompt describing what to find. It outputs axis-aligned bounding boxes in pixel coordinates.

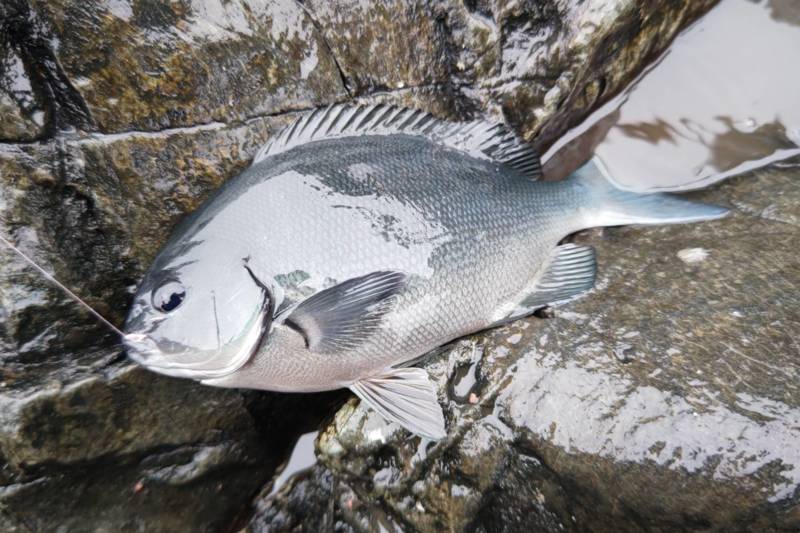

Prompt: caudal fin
[576,158,729,227]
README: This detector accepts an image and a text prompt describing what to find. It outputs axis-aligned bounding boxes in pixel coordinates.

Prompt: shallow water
[543,0,800,191]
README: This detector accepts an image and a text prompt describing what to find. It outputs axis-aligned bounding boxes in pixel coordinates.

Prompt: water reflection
[544,0,800,191]
[268,431,318,496]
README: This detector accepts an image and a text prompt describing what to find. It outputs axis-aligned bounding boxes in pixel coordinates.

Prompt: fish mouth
[124,328,262,380]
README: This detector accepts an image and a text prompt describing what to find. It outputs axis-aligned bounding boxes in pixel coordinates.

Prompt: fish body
[124,105,727,439]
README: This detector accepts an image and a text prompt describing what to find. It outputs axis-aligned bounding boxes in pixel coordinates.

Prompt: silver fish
[124,104,727,439]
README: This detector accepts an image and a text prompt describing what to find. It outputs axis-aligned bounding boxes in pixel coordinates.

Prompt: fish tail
[575,157,729,227]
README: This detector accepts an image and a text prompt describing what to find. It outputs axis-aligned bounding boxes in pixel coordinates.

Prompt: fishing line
[0,233,142,341]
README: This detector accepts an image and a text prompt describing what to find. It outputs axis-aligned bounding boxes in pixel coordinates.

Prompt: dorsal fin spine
[356,105,381,130]
[301,106,324,137]
[308,107,331,138]
[334,105,357,133]
[251,104,542,181]
[285,115,304,141]
[402,109,426,130]
[383,107,405,128]
[341,106,365,133]
[370,104,393,127]
[296,110,316,138]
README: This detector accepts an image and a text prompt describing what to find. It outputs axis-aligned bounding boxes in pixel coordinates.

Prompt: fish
[123,104,728,440]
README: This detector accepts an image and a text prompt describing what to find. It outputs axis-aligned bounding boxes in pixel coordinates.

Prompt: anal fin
[521,243,597,309]
[350,367,446,440]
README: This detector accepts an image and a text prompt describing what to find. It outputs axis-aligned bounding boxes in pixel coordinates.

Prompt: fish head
[123,235,275,381]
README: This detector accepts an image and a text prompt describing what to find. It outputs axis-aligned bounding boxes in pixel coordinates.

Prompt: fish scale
[124,104,728,439]
[173,135,549,380]
[236,135,558,380]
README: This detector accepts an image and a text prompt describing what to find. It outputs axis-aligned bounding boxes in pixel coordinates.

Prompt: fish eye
[152,281,186,313]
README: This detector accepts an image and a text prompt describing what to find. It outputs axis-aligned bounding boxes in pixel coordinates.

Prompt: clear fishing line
[0,233,143,341]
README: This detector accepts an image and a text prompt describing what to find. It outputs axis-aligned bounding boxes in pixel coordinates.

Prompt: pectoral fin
[350,367,446,440]
[284,271,407,353]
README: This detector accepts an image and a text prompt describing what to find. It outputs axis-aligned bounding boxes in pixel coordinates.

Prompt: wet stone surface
[303,0,718,150]
[7,0,348,134]
[250,163,800,532]
[2,0,777,531]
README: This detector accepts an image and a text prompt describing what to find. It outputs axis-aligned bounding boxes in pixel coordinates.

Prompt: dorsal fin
[252,104,542,180]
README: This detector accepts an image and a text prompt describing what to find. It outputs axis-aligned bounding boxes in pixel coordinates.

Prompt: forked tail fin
[575,158,729,227]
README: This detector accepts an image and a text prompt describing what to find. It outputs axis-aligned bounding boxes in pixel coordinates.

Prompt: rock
[0,1,344,528]
[0,380,345,533]
[0,368,267,532]
[303,0,718,150]
[250,162,800,531]
[0,0,726,530]
[6,0,348,134]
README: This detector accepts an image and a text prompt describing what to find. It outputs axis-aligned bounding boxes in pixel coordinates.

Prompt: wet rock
[303,0,719,150]
[250,163,800,531]
[0,371,268,532]
[6,0,347,134]
[0,0,725,530]
[0,380,345,533]
[0,112,308,530]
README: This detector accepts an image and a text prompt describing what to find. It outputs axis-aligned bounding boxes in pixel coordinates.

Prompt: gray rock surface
[251,162,800,532]
[303,0,718,150]
[2,0,772,531]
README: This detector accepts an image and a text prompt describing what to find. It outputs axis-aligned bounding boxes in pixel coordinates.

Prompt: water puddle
[267,430,318,497]
[543,0,800,190]
[449,342,484,403]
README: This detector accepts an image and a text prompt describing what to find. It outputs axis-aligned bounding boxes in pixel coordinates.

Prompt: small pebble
[677,247,709,263]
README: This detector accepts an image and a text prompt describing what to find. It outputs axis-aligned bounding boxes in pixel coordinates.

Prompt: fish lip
[124,339,250,380]
[131,359,218,380]
[121,332,214,378]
